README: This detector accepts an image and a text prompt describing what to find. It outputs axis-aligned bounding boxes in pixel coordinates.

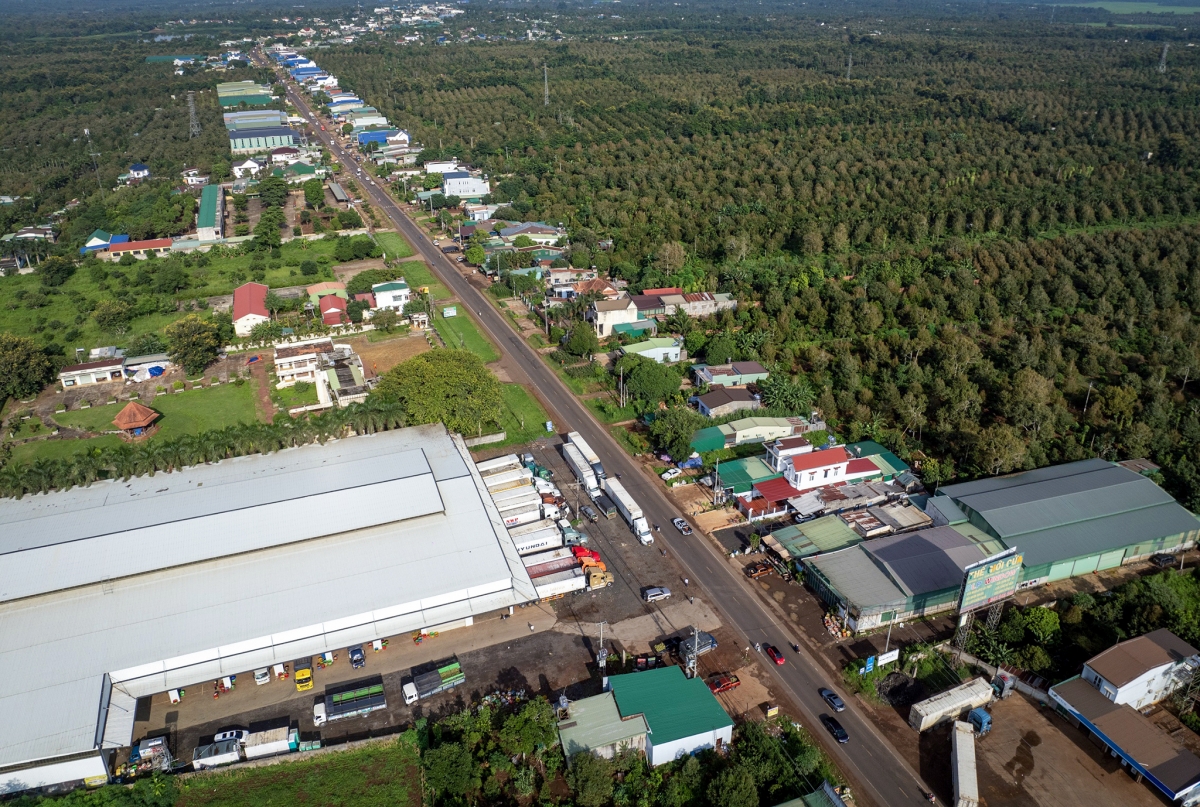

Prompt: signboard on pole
[865,655,876,673]
[879,649,900,666]
[959,548,1023,614]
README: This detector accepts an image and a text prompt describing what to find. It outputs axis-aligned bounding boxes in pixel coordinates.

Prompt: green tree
[300,259,319,276]
[338,209,363,230]
[423,172,443,190]
[303,178,325,208]
[372,308,400,333]
[1022,606,1061,644]
[564,324,600,357]
[165,314,222,375]
[648,405,706,461]
[125,333,166,356]
[465,244,486,265]
[757,371,815,413]
[424,742,479,802]
[258,176,289,208]
[568,751,614,807]
[92,299,133,334]
[254,208,286,248]
[38,256,76,287]
[371,349,502,436]
[513,234,535,248]
[498,698,557,758]
[707,766,758,807]
[623,358,681,407]
[0,334,55,401]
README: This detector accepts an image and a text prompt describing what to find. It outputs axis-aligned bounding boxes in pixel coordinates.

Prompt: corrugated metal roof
[770,515,861,559]
[0,426,536,768]
[863,526,987,597]
[608,666,732,745]
[805,545,907,609]
[1087,629,1199,687]
[557,691,648,757]
[927,495,969,525]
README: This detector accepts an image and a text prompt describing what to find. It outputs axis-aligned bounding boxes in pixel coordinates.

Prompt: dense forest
[317,6,1200,506]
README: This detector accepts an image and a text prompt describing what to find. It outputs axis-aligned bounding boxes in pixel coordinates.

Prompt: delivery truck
[604,478,653,544]
[511,525,564,556]
[567,432,605,480]
[502,502,543,528]
[402,657,466,704]
[476,454,522,475]
[313,683,387,726]
[562,443,598,493]
[523,547,581,578]
[244,727,299,759]
[533,566,614,600]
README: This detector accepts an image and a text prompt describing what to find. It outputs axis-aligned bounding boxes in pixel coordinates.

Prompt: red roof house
[320,294,348,326]
[232,282,270,337]
[105,238,173,260]
[353,292,376,308]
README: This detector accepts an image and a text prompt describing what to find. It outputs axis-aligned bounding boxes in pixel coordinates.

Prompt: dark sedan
[821,714,849,743]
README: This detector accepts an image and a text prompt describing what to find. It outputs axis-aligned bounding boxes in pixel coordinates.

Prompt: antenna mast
[846,52,852,81]
[84,128,103,198]
[1159,43,1170,74]
[187,91,202,139]
[544,63,549,106]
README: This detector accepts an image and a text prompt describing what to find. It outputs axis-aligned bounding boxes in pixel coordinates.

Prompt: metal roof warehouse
[0,424,536,794]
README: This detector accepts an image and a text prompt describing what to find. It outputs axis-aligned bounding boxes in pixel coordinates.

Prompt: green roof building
[607,666,733,766]
[765,515,862,562]
[714,456,781,496]
[846,440,909,480]
[557,691,648,761]
[621,337,682,364]
[197,185,223,242]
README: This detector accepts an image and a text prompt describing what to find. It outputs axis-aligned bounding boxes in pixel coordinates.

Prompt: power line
[83,128,103,198]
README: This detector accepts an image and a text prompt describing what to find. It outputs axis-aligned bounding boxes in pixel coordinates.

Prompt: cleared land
[373,230,416,260]
[433,310,500,362]
[346,332,431,375]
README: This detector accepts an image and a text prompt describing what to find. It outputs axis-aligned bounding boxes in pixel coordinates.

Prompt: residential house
[323,343,375,405]
[80,230,127,255]
[607,666,733,767]
[641,286,682,296]
[621,337,682,364]
[270,146,302,165]
[765,435,813,473]
[372,280,411,311]
[232,158,263,178]
[181,168,209,187]
[129,163,151,181]
[561,278,621,302]
[499,222,564,245]
[690,416,819,454]
[557,691,649,762]
[590,299,639,337]
[319,294,348,326]
[631,295,667,318]
[424,159,460,173]
[443,173,491,200]
[232,282,270,336]
[197,185,224,242]
[549,267,597,287]
[463,203,500,222]
[695,361,770,388]
[274,338,333,387]
[1080,629,1200,709]
[58,358,125,389]
[782,446,882,494]
[660,292,737,317]
[307,281,348,305]
[696,387,760,418]
[354,292,376,310]
[103,238,173,261]
[11,226,55,242]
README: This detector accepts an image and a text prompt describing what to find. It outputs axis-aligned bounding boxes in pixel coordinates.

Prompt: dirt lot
[333,259,387,284]
[343,332,430,376]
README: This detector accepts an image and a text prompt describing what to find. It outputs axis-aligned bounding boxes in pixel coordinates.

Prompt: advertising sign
[959,548,1024,613]
[878,649,900,666]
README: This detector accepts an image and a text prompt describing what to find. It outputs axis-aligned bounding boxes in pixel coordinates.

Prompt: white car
[661,468,683,481]
[253,668,271,686]
[214,729,249,743]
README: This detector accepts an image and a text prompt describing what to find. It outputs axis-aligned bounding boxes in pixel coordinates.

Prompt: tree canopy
[371,349,502,436]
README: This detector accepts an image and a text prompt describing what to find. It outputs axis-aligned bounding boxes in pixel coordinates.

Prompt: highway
[268,55,939,806]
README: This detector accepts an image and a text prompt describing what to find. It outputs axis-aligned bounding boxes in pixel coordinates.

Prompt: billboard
[959,548,1023,613]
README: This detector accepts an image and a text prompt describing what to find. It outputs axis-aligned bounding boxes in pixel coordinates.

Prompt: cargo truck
[952,721,982,807]
[244,727,299,759]
[908,678,993,731]
[192,739,242,770]
[476,455,522,475]
[511,525,564,556]
[496,491,544,513]
[502,503,543,528]
[562,443,598,493]
[313,683,387,726]
[491,484,539,505]
[402,657,466,704]
[679,631,719,657]
[484,468,534,492]
[534,566,614,600]
[523,547,582,578]
[567,432,606,480]
[591,493,618,519]
[604,478,653,544]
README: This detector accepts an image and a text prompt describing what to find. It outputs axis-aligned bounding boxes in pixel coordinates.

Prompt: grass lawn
[8,434,124,464]
[493,384,552,446]
[585,395,640,424]
[52,402,129,433]
[271,381,320,410]
[176,738,421,807]
[398,261,451,301]
[434,311,500,362]
[152,382,263,436]
[374,231,415,260]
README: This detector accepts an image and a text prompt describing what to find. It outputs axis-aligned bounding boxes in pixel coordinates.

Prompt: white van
[643,587,671,603]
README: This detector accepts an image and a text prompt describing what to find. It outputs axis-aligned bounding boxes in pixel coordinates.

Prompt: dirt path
[246,354,275,421]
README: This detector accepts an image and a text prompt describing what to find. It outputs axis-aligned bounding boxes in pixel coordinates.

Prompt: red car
[765,645,785,665]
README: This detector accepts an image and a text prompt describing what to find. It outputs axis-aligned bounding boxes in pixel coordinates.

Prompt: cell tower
[1159,43,1170,74]
[544,63,549,107]
[83,128,103,198]
[846,52,852,81]
[187,91,202,139]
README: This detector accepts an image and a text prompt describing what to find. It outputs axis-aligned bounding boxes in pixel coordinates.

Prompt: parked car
[821,715,849,744]
[819,687,846,712]
[253,668,271,686]
[672,517,692,535]
[581,504,598,523]
[745,562,773,579]
[707,674,741,694]
[214,729,249,743]
[765,645,785,665]
[643,586,672,603]
[661,468,682,481]
[1151,553,1178,568]
[349,645,365,669]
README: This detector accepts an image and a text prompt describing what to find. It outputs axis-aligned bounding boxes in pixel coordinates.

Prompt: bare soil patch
[344,333,430,375]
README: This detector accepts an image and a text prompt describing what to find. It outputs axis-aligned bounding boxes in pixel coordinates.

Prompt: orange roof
[789,447,849,473]
[306,281,346,295]
[112,401,158,430]
[108,238,173,253]
[642,286,682,296]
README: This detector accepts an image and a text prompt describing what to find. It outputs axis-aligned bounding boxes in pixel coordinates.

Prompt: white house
[181,168,210,187]
[589,299,638,337]
[232,282,270,337]
[274,338,333,387]
[499,222,564,245]
[59,358,125,389]
[129,163,151,181]
[232,158,263,179]
[424,159,460,174]
[765,435,813,473]
[1081,629,1200,710]
[372,280,411,311]
[621,337,682,364]
[607,666,733,767]
[782,446,880,494]
[444,174,491,199]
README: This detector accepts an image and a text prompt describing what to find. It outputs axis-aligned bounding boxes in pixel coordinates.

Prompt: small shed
[113,401,159,439]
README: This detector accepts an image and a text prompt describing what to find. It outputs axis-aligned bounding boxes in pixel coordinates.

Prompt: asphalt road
[270,57,937,806]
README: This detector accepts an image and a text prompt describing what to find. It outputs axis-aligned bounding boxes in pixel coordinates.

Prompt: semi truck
[244,727,299,759]
[511,525,564,556]
[313,683,387,726]
[402,657,466,705]
[908,677,993,732]
[483,467,534,492]
[562,443,598,493]
[523,547,581,578]
[604,478,653,545]
[502,502,543,528]
[534,566,614,600]
[567,432,605,480]
[951,721,982,807]
[476,454,521,475]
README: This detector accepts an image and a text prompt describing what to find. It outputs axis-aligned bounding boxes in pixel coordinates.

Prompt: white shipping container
[951,721,981,807]
[496,491,544,513]
[603,477,643,524]
[562,443,598,491]
[476,454,522,475]
[512,527,564,556]
[484,467,533,490]
[491,483,538,503]
[509,518,559,538]
[909,678,993,732]
[534,567,587,599]
[503,504,542,528]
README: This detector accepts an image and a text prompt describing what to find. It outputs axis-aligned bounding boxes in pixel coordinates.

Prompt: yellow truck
[295,659,314,692]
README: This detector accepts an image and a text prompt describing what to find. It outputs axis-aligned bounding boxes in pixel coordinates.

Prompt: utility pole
[846,52,852,81]
[1159,43,1170,74]
[544,63,550,107]
[187,91,202,138]
[84,128,103,198]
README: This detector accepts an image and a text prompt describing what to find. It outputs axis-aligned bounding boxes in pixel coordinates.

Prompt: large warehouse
[930,458,1200,587]
[0,425,537,794]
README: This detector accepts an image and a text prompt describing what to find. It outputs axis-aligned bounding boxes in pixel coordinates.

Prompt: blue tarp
[148,366,165,377]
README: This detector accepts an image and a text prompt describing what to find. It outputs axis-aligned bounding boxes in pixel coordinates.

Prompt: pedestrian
[529,623,535,632]
[684,577,689,586]
[689,596,694,605]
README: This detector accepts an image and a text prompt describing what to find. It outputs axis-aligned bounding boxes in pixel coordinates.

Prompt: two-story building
[273,338,333,387]
[782,446,882,494]
[590,299,639,337]
[372,280,411,311]
[1080,629,1200,709]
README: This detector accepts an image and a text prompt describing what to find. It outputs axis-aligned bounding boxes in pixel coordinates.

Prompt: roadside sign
[766,705,779,717]
[879,649,900,666]
[865,655,876,673]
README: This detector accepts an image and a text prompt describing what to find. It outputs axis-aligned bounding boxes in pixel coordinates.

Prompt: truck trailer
[562,443,598,493]
[533,566,613,599]
[511,525,564,556]
[244,727,299,759]
[603,478,653,544]
[908,677,993,732]
[313,683,387,726]
[402,657,466,704]
[523,547,581,578]
[567,431,605,480]
[484,467,534,492]
[951,721,982,807]
[491,483,539,505]
[502,503,543,528]
[476,454,522,475]
[496,490,544,513]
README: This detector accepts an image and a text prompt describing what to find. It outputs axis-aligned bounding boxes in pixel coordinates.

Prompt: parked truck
[511,525,564,556]
[567,432,605,480]
[502,502,543,528]
[402,657,466,705]
[908,677,993,732]
[591,493,618,519]
[192,739,242,770]
[244,727,299,760]
[604,478,653,544]
[484,468,534,493]
[951,721,982,807]
[492,484,539,505]
[476,455,522,475]
[534,566,613,600]
[562,443,598,493]
[679,630,719,658]
[523,547,581,578]
[313,683,387,726]
[496,490,544,513]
